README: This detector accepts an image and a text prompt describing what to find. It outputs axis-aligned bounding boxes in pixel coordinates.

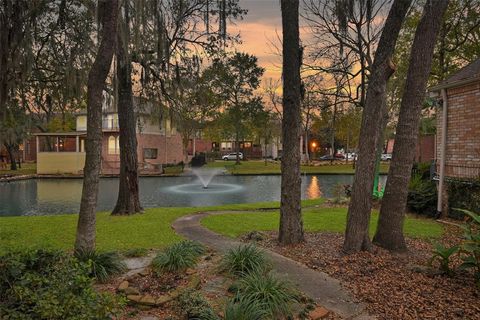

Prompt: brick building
[385,135,435,163]
[35,97,183,175]
[429,58,480,215]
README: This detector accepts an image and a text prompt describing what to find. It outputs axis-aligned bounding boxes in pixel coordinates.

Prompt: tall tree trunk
[75,0,118,252]
[330,102,337,164]
[373,0,449,252]
[5,143,16,170]
[304,131,309,164]
[235,129,240,165]
[343,0,412,254]
[279,0,304,245]
[112,11,142,215]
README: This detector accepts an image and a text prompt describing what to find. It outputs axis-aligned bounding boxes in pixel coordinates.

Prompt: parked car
[222,152,244,161]
[381,153,392,161]
[319,155,335,161]
[334,153,345,159]
[346,153,357,160]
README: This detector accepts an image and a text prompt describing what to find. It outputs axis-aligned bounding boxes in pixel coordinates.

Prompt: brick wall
[187,139,213,155]
[436,81,480,179]
[100,132,184,174]
[137,133,184,166]
[416,134,435,163]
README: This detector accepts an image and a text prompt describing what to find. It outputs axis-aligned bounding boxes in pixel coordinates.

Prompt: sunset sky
[232,1,313,84]
[233,0,284,81]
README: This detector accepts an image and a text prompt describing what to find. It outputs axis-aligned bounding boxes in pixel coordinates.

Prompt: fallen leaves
[255,225,480,320]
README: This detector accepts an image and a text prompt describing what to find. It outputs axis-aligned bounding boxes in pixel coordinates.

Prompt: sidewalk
[172,212,373,319]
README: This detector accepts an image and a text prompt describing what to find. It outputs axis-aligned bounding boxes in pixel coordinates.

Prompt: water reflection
[307,176,322,198]
[0,174,386,216]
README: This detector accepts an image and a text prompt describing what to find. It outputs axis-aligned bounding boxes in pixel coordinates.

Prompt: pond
[0,174,387,216]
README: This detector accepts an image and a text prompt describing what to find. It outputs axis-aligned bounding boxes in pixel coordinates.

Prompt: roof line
[428,76,480,92]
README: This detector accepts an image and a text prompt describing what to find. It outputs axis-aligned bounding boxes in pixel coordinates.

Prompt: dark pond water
[0,174,387,216]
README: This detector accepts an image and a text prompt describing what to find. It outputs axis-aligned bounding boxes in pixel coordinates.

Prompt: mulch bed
[253,225,480,320]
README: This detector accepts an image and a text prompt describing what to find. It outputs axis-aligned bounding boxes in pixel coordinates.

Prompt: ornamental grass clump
[220,244,271,277]
[233,271,300,319]
[152,240,205,273]
[74,249,127,282]
[224,298,268,320]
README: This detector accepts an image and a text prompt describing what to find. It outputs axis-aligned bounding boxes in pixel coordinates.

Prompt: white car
[346,153,357,160]
[222,152,244,161]
[381,153,392,161]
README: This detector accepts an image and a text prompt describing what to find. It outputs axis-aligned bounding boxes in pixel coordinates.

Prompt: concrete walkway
[172,212,373,320]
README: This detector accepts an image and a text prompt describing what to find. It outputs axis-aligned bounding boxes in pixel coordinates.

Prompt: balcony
[102,119,119,131]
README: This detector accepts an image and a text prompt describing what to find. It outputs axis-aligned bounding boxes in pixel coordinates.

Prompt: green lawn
[0,198,441,254]
[201,207,443,240]
[205,160,389,175]
[0,199,324,254]
[0,162,36,177]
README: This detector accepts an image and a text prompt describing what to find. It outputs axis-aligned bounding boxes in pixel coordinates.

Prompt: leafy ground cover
[205,160,390,175]
[252,227,479,320]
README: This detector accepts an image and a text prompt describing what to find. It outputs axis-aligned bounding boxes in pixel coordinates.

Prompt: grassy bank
[201,207,443,240]
[205,160,389,175]
[0,162,36,177]
[0,199,324,254]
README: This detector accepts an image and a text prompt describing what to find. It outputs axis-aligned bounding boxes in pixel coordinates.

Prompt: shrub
[176,289,219,320]
[0,250,122,319]
[448,180,480,220]
[152,240,205,273]
[457,209,480,284]
[428,243,459,276]
[75,249,127,282]
[220,244,271,277]
[407,173,437,216]
[331,183,349,204]
[234,272,299,318]
[224,298,268,320]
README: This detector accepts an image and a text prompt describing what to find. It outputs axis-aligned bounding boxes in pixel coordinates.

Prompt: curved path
[172,211,373,320]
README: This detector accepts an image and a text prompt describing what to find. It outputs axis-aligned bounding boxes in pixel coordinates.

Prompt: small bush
[0,250,122,319]
[331,183,349,204]
[224,298,268,320]
[428,243,459,276]
[448,180,480,219]
[428,209,480,286]
[457,209,480,284]
[220,244,271,277]
[234,272,299,318]
[75,249,127,282]
[176,289,219,320]
[407,173,437,216]
[152,240,205,273]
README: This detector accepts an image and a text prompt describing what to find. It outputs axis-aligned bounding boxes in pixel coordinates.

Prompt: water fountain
[191,168,223,189]
[165,167,244,195]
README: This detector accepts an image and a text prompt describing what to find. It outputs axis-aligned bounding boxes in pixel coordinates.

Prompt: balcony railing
[102,119,119,130]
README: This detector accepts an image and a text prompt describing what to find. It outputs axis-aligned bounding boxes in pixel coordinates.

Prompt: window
[221,142,233,150]
[143,148,158,159]
[108,136,119,154]
[58,137,76,152]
